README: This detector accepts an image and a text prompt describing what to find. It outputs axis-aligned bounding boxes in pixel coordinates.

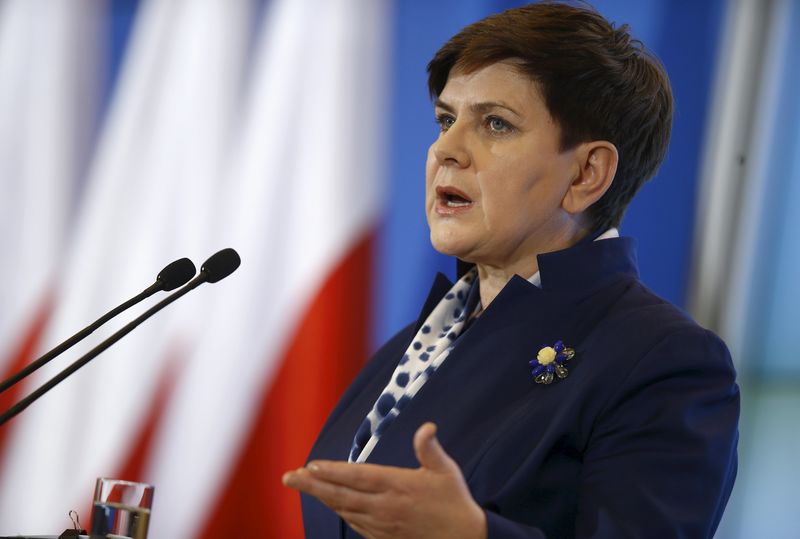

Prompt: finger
[282,468,375,514]
[306,460,405,493]
[413,422,458,473]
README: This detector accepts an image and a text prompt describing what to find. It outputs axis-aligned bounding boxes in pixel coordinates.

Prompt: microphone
[0,248,240,426]
[0,257,196,395]
[196,247,241,284]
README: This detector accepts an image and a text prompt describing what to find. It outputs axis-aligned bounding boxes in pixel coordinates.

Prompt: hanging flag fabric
[0,0,388,536]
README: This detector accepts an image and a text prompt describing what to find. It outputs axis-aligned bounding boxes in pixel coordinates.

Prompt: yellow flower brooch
[529,340,575,384]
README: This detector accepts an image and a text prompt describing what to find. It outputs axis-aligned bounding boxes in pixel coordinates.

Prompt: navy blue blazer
[302,237,739,538]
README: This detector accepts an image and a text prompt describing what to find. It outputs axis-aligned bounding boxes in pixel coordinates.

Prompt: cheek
[481,190,521,234]
[478,166,551,231]
[476,164,527,217]
[425,146,437,180]
[425,148,438,203]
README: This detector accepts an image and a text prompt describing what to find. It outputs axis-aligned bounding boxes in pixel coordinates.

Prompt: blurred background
[0,0,797,537]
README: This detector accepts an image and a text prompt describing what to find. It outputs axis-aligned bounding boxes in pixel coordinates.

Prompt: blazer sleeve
[485,328,739,539]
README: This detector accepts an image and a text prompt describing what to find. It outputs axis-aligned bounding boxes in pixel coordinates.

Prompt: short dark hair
[427,1,673,231]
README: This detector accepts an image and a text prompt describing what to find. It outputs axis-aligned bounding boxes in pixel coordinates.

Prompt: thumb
[414,422,458,474]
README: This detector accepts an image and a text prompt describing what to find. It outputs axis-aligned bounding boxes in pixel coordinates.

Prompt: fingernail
[308,462,320,472]
[282,472,293,486]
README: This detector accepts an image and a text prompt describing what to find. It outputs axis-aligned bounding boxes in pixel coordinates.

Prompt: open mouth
[436,186,473,208]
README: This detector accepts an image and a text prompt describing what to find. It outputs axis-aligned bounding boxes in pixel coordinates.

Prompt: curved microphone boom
[0,248,240,426]
[0,257,197,395]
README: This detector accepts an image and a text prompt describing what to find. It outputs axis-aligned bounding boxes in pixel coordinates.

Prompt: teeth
[446,199,471,207]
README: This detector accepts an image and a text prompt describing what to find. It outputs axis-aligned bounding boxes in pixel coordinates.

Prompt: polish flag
[0,0,388,537]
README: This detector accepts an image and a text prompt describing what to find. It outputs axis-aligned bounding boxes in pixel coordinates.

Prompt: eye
[436,114,456,132]
[486,115,512,133]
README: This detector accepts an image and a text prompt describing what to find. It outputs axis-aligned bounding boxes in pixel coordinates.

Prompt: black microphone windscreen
[201,248,241,283]
[157,258,197,291]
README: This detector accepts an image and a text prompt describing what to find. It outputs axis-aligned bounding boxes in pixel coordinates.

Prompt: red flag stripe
[113,352,182,485]
[0,293,53,463]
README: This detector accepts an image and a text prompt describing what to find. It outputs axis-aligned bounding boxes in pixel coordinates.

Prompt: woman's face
[425,61,582,271]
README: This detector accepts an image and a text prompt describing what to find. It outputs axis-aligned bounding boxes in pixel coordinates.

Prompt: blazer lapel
[364,276,576,469]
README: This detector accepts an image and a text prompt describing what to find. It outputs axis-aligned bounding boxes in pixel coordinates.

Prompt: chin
[429,230,472,260]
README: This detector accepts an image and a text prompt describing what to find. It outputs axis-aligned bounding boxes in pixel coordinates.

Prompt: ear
[562,141,618,214]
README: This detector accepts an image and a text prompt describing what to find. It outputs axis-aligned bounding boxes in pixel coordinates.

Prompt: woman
[283,3,739,538]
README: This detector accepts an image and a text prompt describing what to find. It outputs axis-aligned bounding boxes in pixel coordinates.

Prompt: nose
[431,122,471,168]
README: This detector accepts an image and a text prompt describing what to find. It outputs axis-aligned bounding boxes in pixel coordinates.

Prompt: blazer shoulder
[599,278,732,364]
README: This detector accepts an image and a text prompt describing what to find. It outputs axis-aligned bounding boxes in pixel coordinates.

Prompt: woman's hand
[283,422,487,539]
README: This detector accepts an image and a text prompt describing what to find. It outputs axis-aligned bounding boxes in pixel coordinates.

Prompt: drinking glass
[89,478,154,539]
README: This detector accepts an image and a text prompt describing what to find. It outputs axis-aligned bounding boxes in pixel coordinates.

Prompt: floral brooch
[529,340,575,384]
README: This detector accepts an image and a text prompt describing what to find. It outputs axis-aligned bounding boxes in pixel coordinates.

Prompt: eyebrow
[434,98,523,118]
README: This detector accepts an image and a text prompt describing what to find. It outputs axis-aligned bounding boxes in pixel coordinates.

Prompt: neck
[475,264,522,309]
[474,223,593,308]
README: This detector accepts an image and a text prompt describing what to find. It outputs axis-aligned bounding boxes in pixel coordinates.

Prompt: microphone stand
[0,258,195,395]
[0,248,239,427]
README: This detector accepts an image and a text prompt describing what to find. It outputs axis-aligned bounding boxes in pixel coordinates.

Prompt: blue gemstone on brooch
[529,341,576,384]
